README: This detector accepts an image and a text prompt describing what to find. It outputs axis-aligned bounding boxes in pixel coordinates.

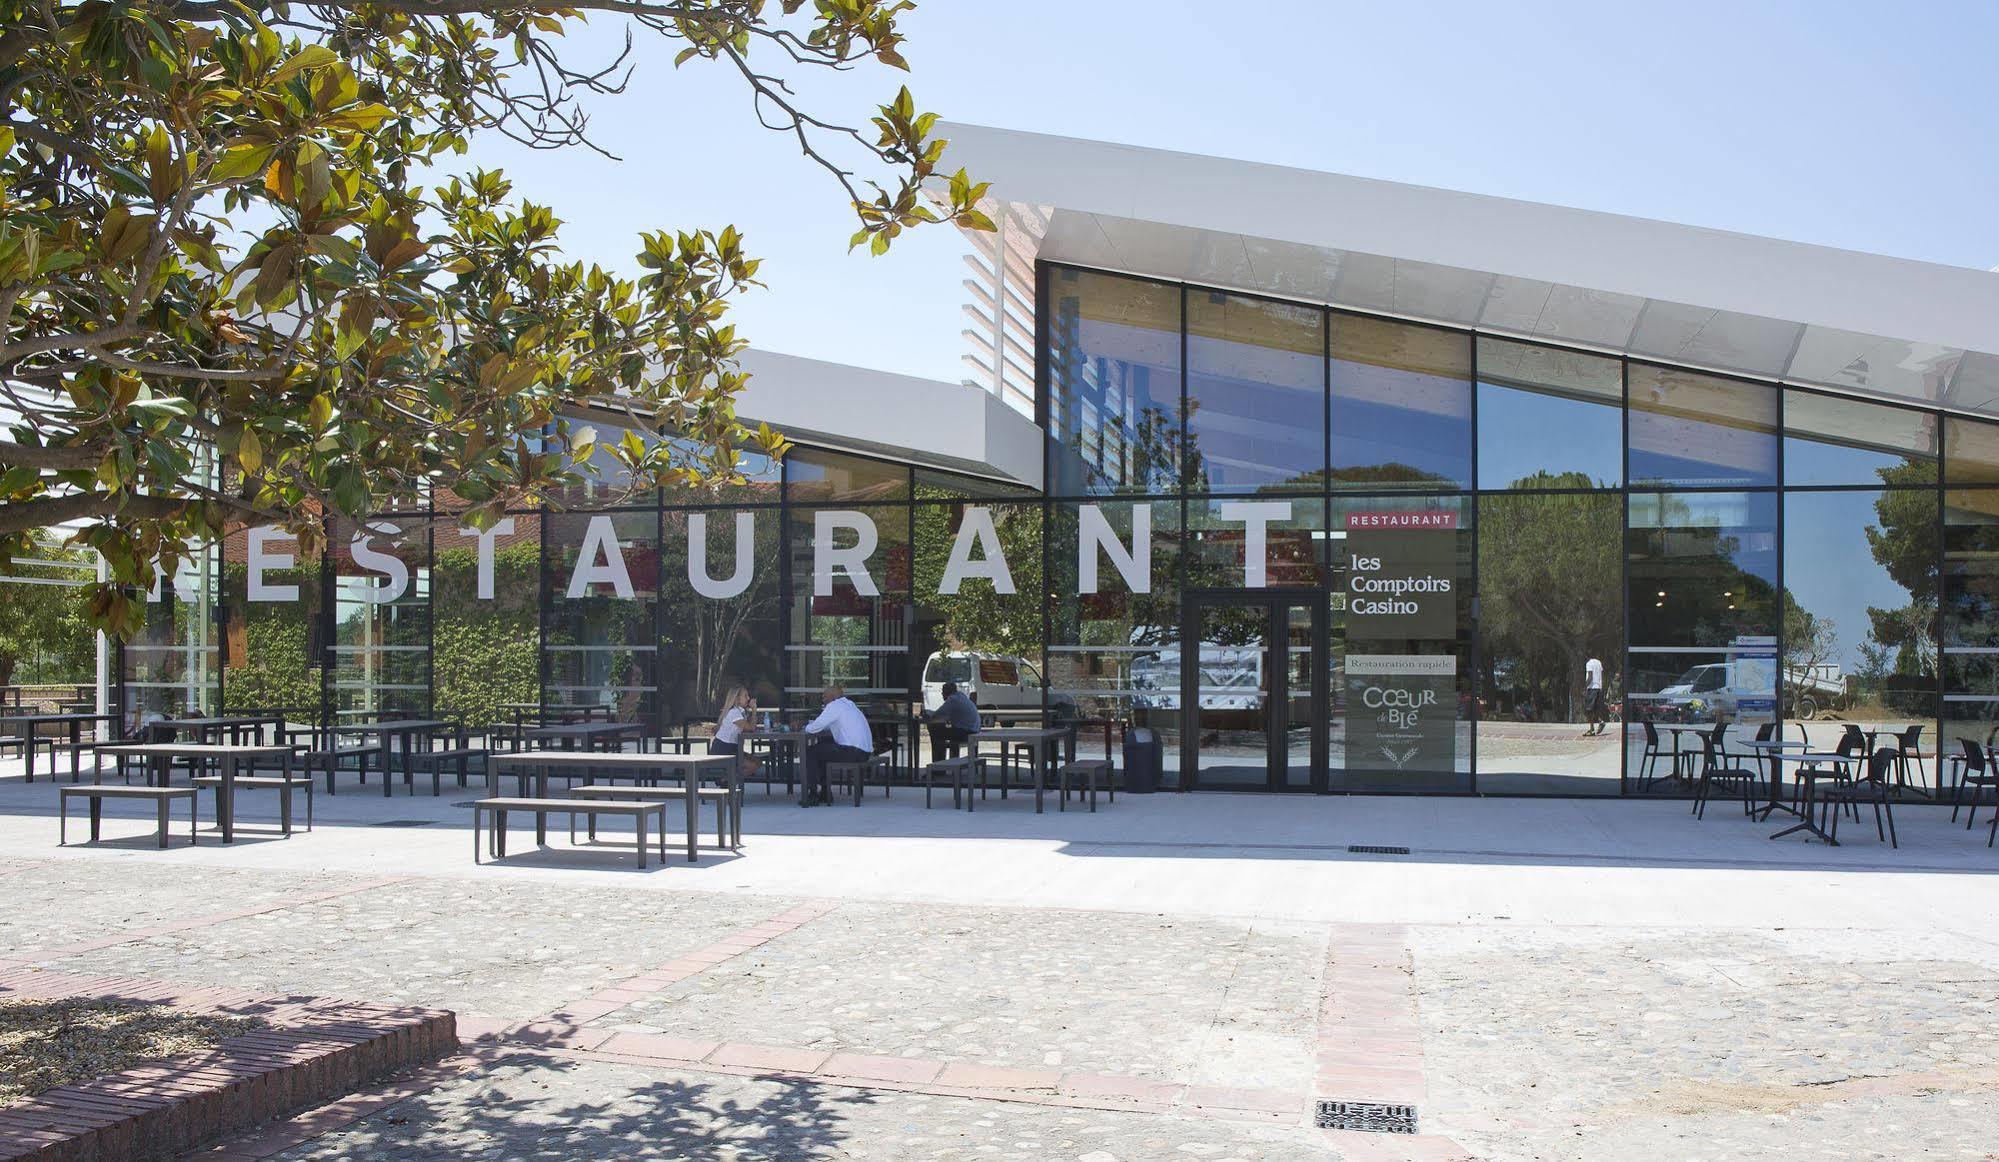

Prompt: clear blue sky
[465,0,1999,385]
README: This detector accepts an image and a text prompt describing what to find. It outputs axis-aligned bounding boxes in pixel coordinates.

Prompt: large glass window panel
[330,516,431,720]
[660,506,783,734]
[1628,365,1777,487]
[1944,417,1999,486]
[785,505,910,718]
[544,510,658,723]
[1475,338,1623,489]
[124,545,219,727]
[1475,493,1623,794]
[785,447,910,505]
[662,438,782,508]
[1329,315,1472,491]
[1942,490,1999,758]
[1328,496,1473,792]
[911,502,1046,759]
[221,526,322,730]
[1047,500,1184,784]
[1187,497,1329,591]
[1624,492,1778,793]
[1045,267,1183,496]
[0,535,96,697]
[1784,391,1938,488]
[432,512,541,733]
[1785,490,1936,776]
[548,415,659,510]
[1184,291,1326,493]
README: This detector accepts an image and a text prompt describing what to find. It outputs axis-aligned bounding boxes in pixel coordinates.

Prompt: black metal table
[332,719,455,796]
[1768,751,1856,845]
[1,713,118,782]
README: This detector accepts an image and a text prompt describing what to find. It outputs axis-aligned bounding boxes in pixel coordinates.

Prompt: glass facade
[102,260,1999,799]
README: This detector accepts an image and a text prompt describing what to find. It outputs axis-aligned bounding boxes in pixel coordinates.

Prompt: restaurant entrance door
[1180,592,1325,791]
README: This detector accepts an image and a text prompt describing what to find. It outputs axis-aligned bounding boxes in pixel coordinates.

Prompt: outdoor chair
[1950,737,1998,830]
[1894,724,1930,794]
[1821,747,1899,848]
[1637,720,1677,789]
[1691,735,1758,820]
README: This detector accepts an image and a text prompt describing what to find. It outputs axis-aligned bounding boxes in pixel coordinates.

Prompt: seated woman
[707,685,760,779]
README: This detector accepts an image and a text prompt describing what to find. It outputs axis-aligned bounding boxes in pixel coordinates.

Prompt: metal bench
[1059,760,1111,812]
[826,754,890,807]
[409,745,489,795]
[470,797,668,868]
[191,773,314,835]
[923,755,980,810]
[60,785,197,849]
[571,784,736,851]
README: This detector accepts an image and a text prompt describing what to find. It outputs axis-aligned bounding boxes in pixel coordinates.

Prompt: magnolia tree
[0,0,990,635]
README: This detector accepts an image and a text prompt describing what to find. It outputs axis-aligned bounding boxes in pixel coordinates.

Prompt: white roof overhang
[938,122,1999,418]
[734,348,1042,487]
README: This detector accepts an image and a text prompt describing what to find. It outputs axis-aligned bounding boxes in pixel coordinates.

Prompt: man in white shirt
[801,686,873,806]
[1583,656,1606,737]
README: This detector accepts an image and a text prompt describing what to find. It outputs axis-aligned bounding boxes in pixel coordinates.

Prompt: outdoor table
[155,714,286,746]
[499,702,615,750]
[489,750,736,861]
[742,727,808,794]
[1741,738,1808,818]
[1642,723,1719,787]
[331,718,455,796]
[0,713,118,782]
[1766,750,1856,845]
[978,726,1074,814]
[524,720,645,751]
[93,741,295,843]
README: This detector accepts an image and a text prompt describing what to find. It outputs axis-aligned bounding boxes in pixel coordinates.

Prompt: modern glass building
[109,124,1999,798]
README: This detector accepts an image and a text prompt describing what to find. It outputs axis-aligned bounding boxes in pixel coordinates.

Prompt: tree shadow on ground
[288,1052,870,1161]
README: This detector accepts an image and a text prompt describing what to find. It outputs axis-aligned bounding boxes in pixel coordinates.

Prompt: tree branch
[0,439,100,471]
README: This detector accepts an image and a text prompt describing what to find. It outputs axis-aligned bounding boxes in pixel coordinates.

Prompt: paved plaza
[1,759,1996,1159]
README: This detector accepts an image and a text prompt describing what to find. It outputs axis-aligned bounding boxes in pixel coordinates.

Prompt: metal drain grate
[1348,844,1410,855]
[369,819,438,828]
[1316,1100,1418,1134]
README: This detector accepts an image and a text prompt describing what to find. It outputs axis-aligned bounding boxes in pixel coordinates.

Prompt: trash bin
[1122,727,1161,794]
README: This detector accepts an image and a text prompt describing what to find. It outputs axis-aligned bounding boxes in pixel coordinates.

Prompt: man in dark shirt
[931,681,981,758]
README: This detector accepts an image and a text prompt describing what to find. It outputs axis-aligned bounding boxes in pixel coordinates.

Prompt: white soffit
[939,122,1999,416]
[735,349,1041,488]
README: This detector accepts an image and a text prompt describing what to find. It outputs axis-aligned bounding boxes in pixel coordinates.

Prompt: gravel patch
[0,998,260,1105]
[1411,924,1999,1159]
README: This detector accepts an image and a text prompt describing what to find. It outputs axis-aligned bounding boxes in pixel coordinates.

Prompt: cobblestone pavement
[594,901,1325,1091]
[0,861,344,956]
[44,874,802,1020]
[1412,924,1999,1160]
[270,1053,1341,1161]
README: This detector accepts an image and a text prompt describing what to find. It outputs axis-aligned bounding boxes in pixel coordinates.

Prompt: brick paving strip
[1310,924,1475,1162]
[0,967,455,1162]
[0,877,408,971]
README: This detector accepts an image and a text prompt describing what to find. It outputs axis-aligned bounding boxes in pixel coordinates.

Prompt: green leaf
[211,144,277,183]
[237,427,263,475]
[270,44,339,84]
